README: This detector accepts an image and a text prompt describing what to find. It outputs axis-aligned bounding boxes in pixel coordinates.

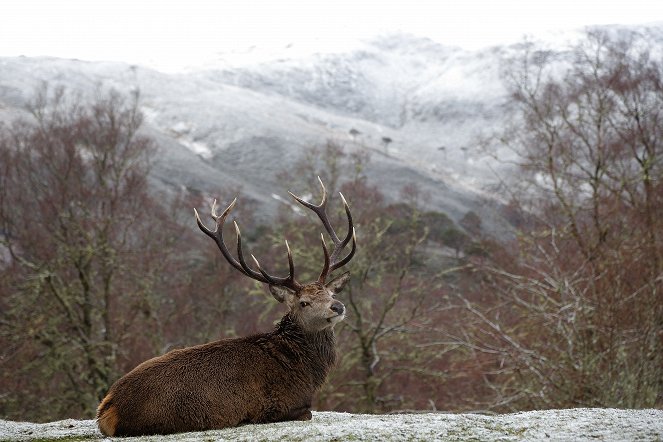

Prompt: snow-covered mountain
[1,27,657,234]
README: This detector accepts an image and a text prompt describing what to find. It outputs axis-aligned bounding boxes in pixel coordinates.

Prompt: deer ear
[269,285,294,303]
[326,271,350,294]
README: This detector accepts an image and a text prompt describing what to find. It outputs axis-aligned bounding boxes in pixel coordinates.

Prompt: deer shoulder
[97,178,356,436]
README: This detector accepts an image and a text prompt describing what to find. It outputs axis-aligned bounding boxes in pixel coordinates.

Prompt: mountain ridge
[3,26,659,234]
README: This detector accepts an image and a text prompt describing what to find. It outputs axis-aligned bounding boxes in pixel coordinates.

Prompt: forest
[0,29,661,421]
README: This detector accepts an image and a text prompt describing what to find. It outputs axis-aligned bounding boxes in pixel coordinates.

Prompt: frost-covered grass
[1,409,662,441]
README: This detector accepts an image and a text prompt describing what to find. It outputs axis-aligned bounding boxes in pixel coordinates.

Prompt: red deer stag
[96,178,356,436]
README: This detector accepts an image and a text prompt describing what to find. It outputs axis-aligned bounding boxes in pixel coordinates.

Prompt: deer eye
[300,301,310,308]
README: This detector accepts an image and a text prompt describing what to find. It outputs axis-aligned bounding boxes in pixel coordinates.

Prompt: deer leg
[288,407,312,421]
[260,401,312,424]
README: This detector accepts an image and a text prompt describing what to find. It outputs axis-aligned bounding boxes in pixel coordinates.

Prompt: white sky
[1,0,662,71]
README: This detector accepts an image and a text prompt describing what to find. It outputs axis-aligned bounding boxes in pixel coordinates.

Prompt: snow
[1,409,661,441]
[1,27,661,236]
[178,138,213,159]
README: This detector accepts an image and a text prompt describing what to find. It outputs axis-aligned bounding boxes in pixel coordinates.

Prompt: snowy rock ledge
[1,409,662,441]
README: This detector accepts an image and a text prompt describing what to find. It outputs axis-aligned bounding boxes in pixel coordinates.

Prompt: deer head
[194,177,356,333]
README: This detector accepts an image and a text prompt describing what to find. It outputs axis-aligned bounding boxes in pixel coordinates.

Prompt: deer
[95,178,356,436]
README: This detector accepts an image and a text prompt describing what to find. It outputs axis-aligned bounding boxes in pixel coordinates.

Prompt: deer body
[97,179,356,436]
[98,315,336,436]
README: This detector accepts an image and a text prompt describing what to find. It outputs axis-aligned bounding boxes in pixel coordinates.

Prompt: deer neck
[276,313,337,375]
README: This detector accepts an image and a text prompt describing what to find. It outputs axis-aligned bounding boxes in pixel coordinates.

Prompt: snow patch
[0,409,661,441]
[179,139,213,159]
[170,121,193,135]
[139,106,159,124]
[272,193,305,216]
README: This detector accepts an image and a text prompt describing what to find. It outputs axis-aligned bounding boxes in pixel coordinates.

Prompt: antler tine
[195,198,248,277]
[285,240,296,282]
[232,221,264,280]
[289,178,356,283]
[318,233,330,283]
[211,199,220,219]
[331,192,354,263]
[330,227,357,273]
[195,198,301,291]
[289,176,340,244]
[250,254,273,282]
[234,221,300,290]
[288,176,328,208]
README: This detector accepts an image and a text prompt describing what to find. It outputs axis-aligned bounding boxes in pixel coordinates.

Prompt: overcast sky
[1,0,661,71]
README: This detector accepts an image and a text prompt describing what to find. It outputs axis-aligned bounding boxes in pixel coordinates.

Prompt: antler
[194,178,356,290]
[289,176,356,283]
[194,198,301,291]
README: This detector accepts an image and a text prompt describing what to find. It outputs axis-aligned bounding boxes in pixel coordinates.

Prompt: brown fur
[96,287,345,437]
[96,395,119,436]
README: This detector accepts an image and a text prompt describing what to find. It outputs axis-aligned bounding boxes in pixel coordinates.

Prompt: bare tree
[441,29,663,410]
[0,86,187,420]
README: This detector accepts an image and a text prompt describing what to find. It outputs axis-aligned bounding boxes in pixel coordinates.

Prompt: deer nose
[330,301,345,315]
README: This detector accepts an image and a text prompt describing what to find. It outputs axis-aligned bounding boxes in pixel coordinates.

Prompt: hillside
[1,26,661,234]
[0,33,521,236]
[1,409,662,441]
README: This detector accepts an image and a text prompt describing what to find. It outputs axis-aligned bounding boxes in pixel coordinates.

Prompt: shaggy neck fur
[272,313,337,389]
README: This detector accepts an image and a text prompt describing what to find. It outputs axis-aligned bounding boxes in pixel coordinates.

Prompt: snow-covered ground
[1,409,661,441]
